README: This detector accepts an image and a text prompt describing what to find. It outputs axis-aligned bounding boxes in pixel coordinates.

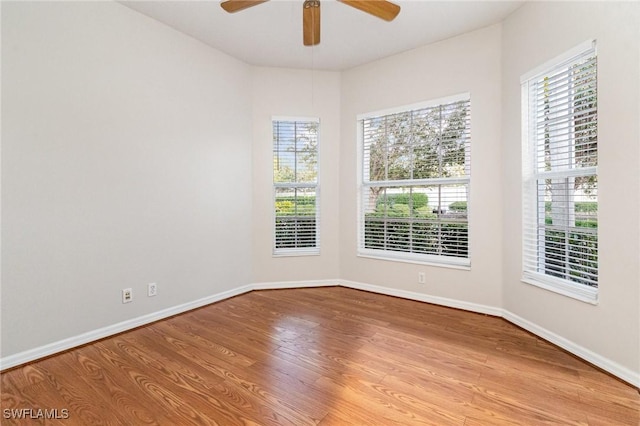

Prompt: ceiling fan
[220,0,401,46]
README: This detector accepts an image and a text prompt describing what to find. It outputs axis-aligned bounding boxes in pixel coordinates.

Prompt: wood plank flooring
[1,286,638,425]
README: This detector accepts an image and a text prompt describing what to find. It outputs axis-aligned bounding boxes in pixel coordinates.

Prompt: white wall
[339,25,504,309]
[251,67,341,283]
[501,1,640,376]
[1,2,253,357]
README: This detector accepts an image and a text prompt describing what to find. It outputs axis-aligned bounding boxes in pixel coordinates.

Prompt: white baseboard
[338,279,639,388]
[0,284,253,371]
[251,279,338,291]
[338,279,504,317]
[502,310,640,388]
[2,278,638,389]
[0,280,338,371]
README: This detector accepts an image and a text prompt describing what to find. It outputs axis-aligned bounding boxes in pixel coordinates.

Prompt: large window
[273,118,319,255]
[358,95,471,267]
[522,41,598,303]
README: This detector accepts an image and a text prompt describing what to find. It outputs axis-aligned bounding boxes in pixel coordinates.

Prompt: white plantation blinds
[273,118,319,255]
[522,41,598,302]
[358,95,471,266]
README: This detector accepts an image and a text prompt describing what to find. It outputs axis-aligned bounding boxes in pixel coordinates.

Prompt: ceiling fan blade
[303,0,321,46]
[338,0,400,21]
[220,0,269,13]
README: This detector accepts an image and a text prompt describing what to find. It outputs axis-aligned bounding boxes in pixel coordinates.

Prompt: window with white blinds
[273,118,320,256]
[521,41,598,303]
[358,95,471,267]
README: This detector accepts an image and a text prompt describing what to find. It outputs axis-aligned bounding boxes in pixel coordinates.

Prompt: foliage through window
[273,118,319,255]
[522,41,598,302]
[358,95,471,266]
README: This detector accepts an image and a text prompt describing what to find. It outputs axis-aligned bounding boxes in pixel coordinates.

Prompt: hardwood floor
[1,286,638,425]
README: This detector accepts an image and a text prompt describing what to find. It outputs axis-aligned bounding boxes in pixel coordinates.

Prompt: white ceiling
[120,0,525,70]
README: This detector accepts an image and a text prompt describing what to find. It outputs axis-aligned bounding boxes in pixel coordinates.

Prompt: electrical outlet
[418,272,426,284]
[148,283,157,297]
[122,288,133,304]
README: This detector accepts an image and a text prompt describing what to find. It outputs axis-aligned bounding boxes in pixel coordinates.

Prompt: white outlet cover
[148,283,157,297]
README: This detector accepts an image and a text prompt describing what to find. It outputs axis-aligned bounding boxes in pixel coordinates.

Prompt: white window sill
[273,249,320,258]
[522,272,598,305]
[357,250,470,271]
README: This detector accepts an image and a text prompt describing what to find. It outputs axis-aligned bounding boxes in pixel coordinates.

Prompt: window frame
[521,40,598,304]
[272,116,320,257]
[357,93,471,269]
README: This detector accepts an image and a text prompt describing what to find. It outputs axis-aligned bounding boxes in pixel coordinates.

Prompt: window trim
[521,40,598,304]
[357,93,472,267]
[272,116,321,257]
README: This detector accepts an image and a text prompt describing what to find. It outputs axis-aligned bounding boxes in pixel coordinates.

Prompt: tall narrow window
[522,41,598,303]
[358,94,471,267]
[273,118,319,255]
